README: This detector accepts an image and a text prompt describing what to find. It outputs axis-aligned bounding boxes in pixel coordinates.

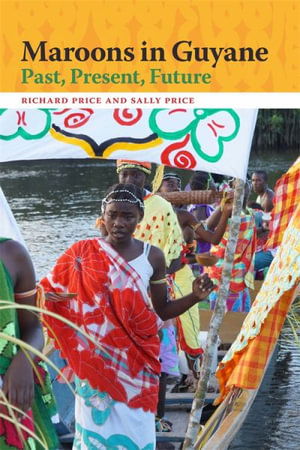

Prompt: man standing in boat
[251,170,274,212]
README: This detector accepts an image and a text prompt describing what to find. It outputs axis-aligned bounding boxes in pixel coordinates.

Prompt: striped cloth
[206,213,256,293]
[215,203,300,404]
[264,157,300,251]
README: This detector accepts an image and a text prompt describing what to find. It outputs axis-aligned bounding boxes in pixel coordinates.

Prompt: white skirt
[73,378,155,450]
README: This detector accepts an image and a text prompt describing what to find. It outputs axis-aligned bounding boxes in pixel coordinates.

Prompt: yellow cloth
[215,203,300,404]
[134,194,182,267]
[173,264,201,353]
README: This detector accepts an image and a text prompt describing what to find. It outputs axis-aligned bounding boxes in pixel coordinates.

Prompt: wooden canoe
[194,347,277,450]
[154,308,252,447]
[194,281,298,449]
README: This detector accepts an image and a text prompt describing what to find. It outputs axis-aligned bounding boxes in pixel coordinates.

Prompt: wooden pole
[183,178,245,449]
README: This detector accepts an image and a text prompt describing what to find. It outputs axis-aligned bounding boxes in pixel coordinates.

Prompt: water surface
[0,153,299,448]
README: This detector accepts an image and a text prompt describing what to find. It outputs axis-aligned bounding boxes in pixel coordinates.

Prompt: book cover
[0,1,299,449]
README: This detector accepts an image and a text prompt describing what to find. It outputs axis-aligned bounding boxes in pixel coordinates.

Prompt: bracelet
[14,287,37,299]
[150,278,167,285]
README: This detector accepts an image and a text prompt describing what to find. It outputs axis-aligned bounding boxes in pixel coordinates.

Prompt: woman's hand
[222,192,234,215]
[192,273,215,300]
[2,352,34,417]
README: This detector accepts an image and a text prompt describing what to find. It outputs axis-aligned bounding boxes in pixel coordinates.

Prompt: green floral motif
[0,109,54,140]
[149,108,240,163]
[74,423,154,450]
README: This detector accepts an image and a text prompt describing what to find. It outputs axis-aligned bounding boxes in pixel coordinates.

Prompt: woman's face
[103,201,142,244]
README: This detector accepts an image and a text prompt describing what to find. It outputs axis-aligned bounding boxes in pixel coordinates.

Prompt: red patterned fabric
[206,214,256,292]
[41,238,161,413]
[264,158,300,251]
[0,412,34,449]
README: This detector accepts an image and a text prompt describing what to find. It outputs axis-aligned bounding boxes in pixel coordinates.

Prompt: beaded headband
[101,189,144,213]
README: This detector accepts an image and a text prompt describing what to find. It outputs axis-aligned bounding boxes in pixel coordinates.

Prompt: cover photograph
[0,1,299,449]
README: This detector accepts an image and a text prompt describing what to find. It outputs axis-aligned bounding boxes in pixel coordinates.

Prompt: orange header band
[0,1,299,92]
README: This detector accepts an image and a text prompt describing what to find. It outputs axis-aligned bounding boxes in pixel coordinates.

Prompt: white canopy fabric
[0,186,26,246]
[0,108,257,180]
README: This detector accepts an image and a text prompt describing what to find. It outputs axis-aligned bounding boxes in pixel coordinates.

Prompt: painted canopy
[0,108,257,180]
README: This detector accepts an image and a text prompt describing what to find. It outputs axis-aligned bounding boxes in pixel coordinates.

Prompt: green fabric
[32,377,59,450]
[0,256,18,374]
[0,239,59,450]
[0,436,36,450]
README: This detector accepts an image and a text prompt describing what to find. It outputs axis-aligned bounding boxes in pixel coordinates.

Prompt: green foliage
[251,109,300,153]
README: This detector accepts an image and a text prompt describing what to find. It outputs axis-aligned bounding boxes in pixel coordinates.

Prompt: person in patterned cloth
[40,183,214,449]
[0,238,58,450]
[205,182,257,312]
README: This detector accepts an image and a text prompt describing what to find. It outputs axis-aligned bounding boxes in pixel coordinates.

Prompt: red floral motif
[41,238,160,412]
[101,288,160,376]
[0,411,34,449]
[128,384,159,411]
[49,240,109,306]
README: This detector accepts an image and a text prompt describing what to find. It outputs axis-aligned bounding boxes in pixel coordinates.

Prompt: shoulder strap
[143,242,152,258]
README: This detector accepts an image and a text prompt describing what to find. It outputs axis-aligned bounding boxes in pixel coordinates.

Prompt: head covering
[161,172,181,189]
[116,159,152,175]
[162,172,181,182]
